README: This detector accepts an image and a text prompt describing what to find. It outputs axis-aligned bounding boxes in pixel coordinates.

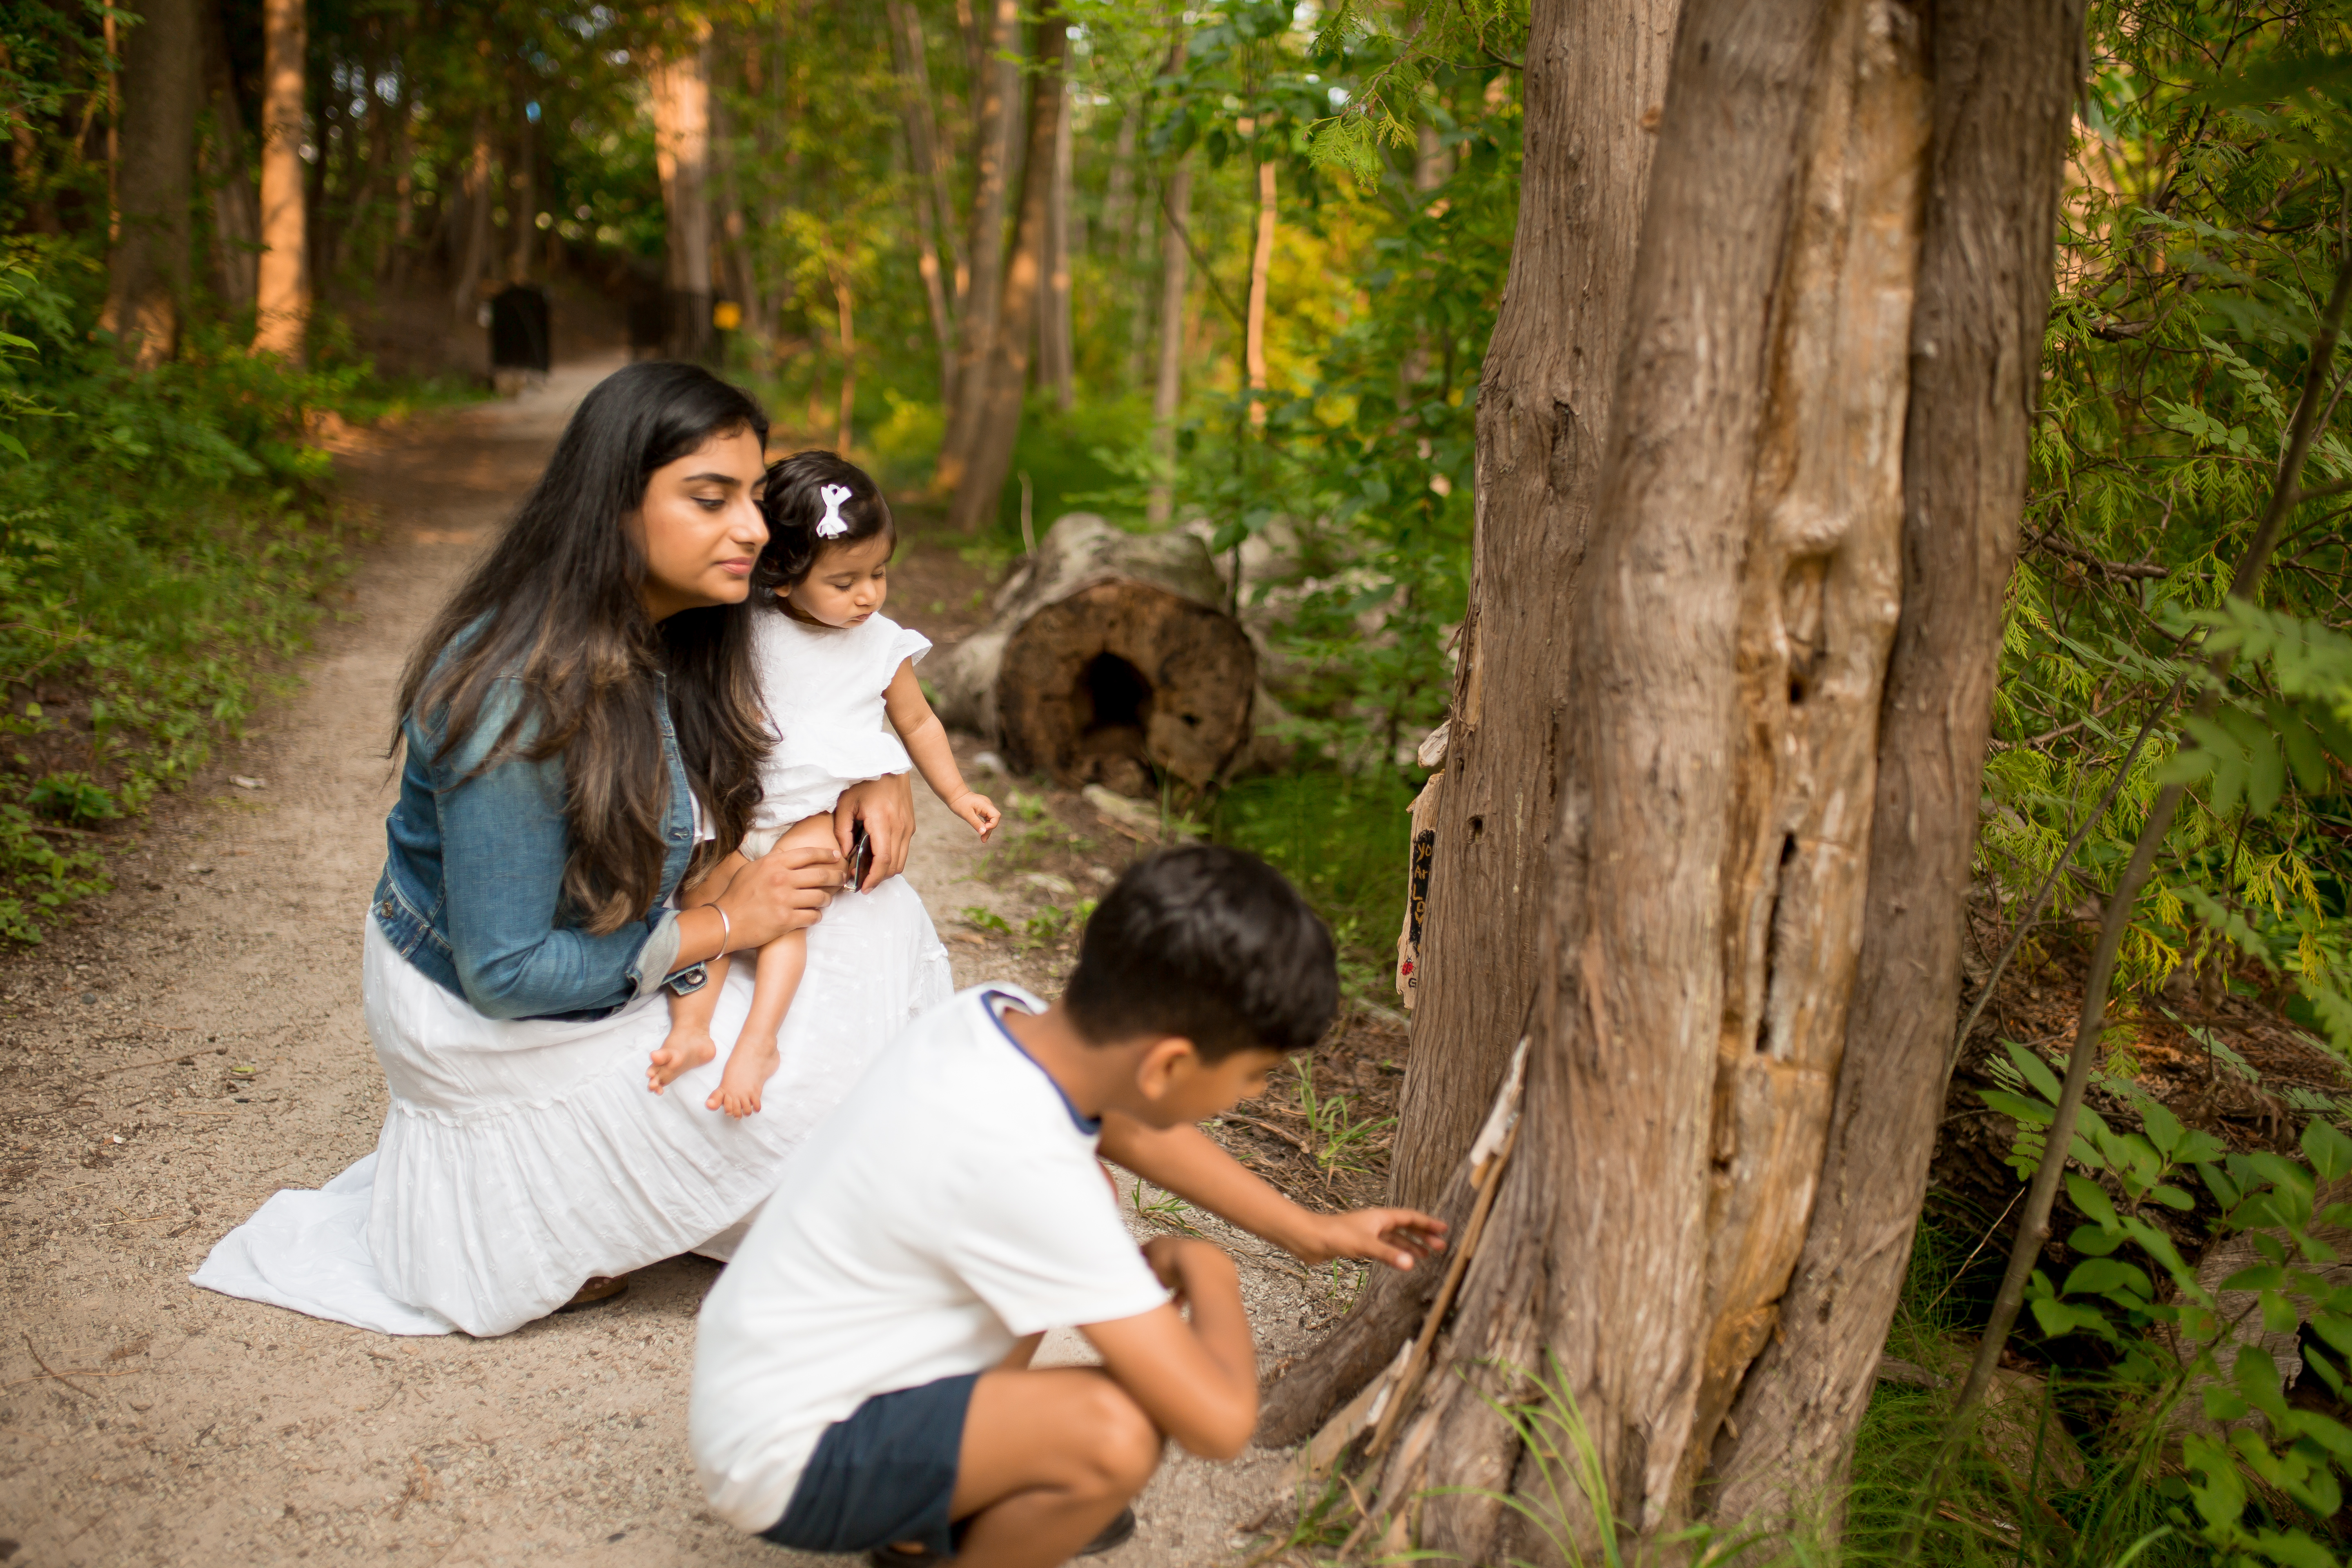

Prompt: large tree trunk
[1701,0,2087,1534]
[934,0,1024,496]
[886,0,958,407]
[249,0,305,359]
[944,9,1065,535]
[1143,32,1190,529]
[1329,0,1944,1556]
[103,0,201,367]
[200,0,258,311]
[507,80,535,285]
[650,25,714,365]
[1255,0,1677,1444]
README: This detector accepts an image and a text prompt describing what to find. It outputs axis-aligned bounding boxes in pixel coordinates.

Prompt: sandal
[556,1275,629,1313]
[863,1507,1134,1567]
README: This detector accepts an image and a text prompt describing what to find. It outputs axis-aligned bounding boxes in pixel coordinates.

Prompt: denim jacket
[370,671,704,1021]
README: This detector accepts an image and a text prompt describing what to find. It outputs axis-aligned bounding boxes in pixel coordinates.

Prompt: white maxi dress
[192,625,955,1336]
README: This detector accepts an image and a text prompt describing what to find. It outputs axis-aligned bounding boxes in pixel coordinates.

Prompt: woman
[194,363,953,1336]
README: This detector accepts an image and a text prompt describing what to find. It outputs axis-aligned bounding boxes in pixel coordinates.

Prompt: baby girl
[649,451,999,1115]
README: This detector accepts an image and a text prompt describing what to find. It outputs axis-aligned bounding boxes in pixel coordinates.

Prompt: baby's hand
[952,791,1002,842]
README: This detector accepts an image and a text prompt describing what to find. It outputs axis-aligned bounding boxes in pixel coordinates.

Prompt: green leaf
[2303,1118,2352,1183]
[2066,1257,2153,1301]
[2143,1101,2187,1157]
[2005,1038,2065,1102]
[2069,1172,2121,1229]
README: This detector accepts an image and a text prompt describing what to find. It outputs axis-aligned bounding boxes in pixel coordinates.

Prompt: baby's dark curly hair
[755,450,895,597]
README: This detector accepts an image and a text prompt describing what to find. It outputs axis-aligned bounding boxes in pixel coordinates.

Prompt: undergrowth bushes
[0,239,428,941]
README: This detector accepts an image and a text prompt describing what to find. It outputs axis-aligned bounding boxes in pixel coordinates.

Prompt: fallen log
[929,513,1258,795]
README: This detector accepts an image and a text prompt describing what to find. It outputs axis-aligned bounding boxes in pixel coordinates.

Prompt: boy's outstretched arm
[1083,1237,1257,1459]
[1098,1114,1447,1273]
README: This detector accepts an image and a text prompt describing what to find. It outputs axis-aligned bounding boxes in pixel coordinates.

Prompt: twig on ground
[22,1331,96,1398]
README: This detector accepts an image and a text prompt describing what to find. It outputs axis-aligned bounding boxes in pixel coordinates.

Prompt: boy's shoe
[863,1508,1136,1567]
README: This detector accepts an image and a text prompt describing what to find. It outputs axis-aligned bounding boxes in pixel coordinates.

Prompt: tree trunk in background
[1243,158,1274,424]
[250,0,306,359]
[1414,121,1450,193]
[1104,104,1137,265]
[201,1,257,310]
[946,9,1064,534]
[650,24,714,365]
[1255,0,1676,1443]
[833,273,857,452]
[507,85,535,284]
[935,0,1023,496]
[1330,0,1951,1555]
[1143,26,1190,529]
[1702,0,2087,1535]
[450,113,493,321]
[1042,75,1075,412]
[886,0,957,407]
[102,0,201,366]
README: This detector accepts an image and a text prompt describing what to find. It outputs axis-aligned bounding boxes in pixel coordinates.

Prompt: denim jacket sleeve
[434,682,682,1020]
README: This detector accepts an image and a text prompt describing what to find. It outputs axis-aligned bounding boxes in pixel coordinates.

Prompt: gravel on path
[0,361,1336,1568]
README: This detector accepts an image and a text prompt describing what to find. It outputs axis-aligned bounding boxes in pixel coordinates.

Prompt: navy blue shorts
[762,1373,980,1557]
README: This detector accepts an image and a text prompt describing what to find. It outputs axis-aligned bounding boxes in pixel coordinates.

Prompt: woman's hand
[835,774,916,891]
[714,844,842,951]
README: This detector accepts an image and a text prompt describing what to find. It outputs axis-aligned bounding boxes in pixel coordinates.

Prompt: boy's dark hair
[1064,845,1337,1060]
[757,450,894,595]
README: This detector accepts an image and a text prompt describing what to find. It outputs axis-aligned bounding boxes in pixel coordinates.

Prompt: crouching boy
[691,845,1448,1568]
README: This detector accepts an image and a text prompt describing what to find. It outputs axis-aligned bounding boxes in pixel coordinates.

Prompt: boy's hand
[1293,1207,1449,1272]
[1139,1235,1232,1307]
[951,790,1001,842]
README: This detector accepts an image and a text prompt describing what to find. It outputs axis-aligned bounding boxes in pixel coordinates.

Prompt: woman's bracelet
[712,902,731,958]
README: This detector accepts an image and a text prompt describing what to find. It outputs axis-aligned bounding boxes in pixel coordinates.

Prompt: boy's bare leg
[707,815,839,1117]
[649,853,748,1094]
[942,1368,1161,1568]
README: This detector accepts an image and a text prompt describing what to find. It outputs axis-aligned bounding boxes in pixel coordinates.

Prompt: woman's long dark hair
[394,361,771,935]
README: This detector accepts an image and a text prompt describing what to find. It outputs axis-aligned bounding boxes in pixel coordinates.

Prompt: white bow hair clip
[815,483,855,539]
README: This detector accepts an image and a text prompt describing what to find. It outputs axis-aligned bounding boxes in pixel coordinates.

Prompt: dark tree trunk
[1701,0,2088,1532]
[945,8,1064,535]
[650,24,714,364]
[200,0,258,310]
[1255,0,1680,1445]
[886,0,958,406]
[103,0,203,367]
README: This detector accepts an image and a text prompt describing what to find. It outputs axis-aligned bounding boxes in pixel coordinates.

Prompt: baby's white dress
[746,609,933,846]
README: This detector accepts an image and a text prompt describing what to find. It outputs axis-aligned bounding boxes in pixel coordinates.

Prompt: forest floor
[0,358,1376,1568]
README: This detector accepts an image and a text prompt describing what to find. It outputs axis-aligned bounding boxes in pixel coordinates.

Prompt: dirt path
[0,361,1342,1568]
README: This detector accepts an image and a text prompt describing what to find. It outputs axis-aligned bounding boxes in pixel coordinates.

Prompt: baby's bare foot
[648,1028,717,1094]
[708,1034,781,1118]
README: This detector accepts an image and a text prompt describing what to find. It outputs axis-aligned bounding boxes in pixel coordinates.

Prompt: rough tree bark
[1701,0,2087,1535]
[102,0,201,368]
[1327,0,1952,1555]
[250,0,306,359]
[935,0,1024,497]
[650,25,714,365]
[1255,0,1678,1444]
[945,10,1065,535]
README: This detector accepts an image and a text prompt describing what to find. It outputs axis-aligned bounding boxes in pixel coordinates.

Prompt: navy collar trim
[981,989,1100,1136]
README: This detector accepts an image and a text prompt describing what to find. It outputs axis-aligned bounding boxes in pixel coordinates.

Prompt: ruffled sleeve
[884,619,932,676]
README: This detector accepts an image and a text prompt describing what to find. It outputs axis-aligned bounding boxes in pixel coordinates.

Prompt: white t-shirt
[690,984,1172,1532]
[748,609,932,830]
